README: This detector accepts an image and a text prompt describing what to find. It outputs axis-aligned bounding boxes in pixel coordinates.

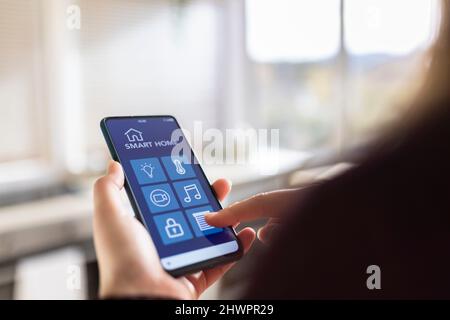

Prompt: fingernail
[257,228,263,241]
[258,225,276,243]
[106,160,115,174]
[107,160,121,186]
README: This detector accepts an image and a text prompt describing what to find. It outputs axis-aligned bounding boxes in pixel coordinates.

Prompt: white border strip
[161,241,238,271]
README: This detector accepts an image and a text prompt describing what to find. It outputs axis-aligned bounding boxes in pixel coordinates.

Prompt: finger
[213,180,241,230]
[211,179,232,202]
[93,160,125,220]
[93,160,134,291]
[185,227,256,296]
[212,179,235,227]
[107,160,124,189]
[258,218,281,231]
[257,221,281,244]
[205,189,300,227]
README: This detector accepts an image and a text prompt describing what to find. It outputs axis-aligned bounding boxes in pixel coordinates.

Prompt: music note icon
[183,184,201,203]
[174,179,208,208]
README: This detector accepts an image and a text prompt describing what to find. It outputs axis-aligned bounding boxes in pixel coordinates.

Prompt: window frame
[0,0,84,200]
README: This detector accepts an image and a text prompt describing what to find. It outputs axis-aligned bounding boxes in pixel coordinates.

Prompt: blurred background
[0,0,441,299]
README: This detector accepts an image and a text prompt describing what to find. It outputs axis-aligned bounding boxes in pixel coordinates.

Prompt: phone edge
[99,116,243,277]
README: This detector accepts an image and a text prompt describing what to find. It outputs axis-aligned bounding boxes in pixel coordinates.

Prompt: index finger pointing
[205,189,300,227]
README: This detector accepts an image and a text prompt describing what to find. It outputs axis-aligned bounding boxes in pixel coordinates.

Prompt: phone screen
[102,116,240,274]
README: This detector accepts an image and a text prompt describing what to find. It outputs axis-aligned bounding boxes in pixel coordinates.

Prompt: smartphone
[100,115,242,276]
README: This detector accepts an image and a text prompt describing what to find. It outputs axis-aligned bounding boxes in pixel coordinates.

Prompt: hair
[363,1,450,160]
[414,0,450,116]
[376,0,450,144]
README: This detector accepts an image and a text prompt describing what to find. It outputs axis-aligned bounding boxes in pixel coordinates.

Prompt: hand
[205,188,305,244]
[93,160,256,299]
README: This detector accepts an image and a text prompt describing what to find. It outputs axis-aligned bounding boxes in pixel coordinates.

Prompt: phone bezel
[100,115,243,277]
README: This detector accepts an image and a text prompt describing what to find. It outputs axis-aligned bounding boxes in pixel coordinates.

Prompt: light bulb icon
[173,159,186,175]
[141,163,154,178]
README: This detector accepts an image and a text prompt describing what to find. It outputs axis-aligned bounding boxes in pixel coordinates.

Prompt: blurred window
[1,0,224,188]
[246,0,341,63]
[345,0,435,55]
[0,1,44,164]
[245,0,438,151]
[80,0,221,170]
[0,0,441,191]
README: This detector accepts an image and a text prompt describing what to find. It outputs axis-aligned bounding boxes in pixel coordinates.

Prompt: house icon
[125,128,143,142]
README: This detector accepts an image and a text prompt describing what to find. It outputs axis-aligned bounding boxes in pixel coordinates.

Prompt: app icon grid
[132,155,220,245]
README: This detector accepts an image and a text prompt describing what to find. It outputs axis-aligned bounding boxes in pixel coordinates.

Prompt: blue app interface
[104,117,238,261]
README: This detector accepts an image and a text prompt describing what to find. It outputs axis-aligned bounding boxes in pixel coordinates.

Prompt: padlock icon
[165,218,184,238]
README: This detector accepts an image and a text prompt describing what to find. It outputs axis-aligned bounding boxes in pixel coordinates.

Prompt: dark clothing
[243,101,450,299]
[110,101,450,300]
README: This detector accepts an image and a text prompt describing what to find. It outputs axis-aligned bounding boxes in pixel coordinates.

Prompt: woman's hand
[205,188,305,244]
[93,160,256,299]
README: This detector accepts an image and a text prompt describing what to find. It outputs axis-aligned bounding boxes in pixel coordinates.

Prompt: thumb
[93,160,126,228]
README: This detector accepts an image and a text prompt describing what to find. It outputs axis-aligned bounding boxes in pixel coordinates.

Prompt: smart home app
[103,117,239,271]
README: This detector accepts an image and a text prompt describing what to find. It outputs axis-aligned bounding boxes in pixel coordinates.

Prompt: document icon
[192,211,214,232]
